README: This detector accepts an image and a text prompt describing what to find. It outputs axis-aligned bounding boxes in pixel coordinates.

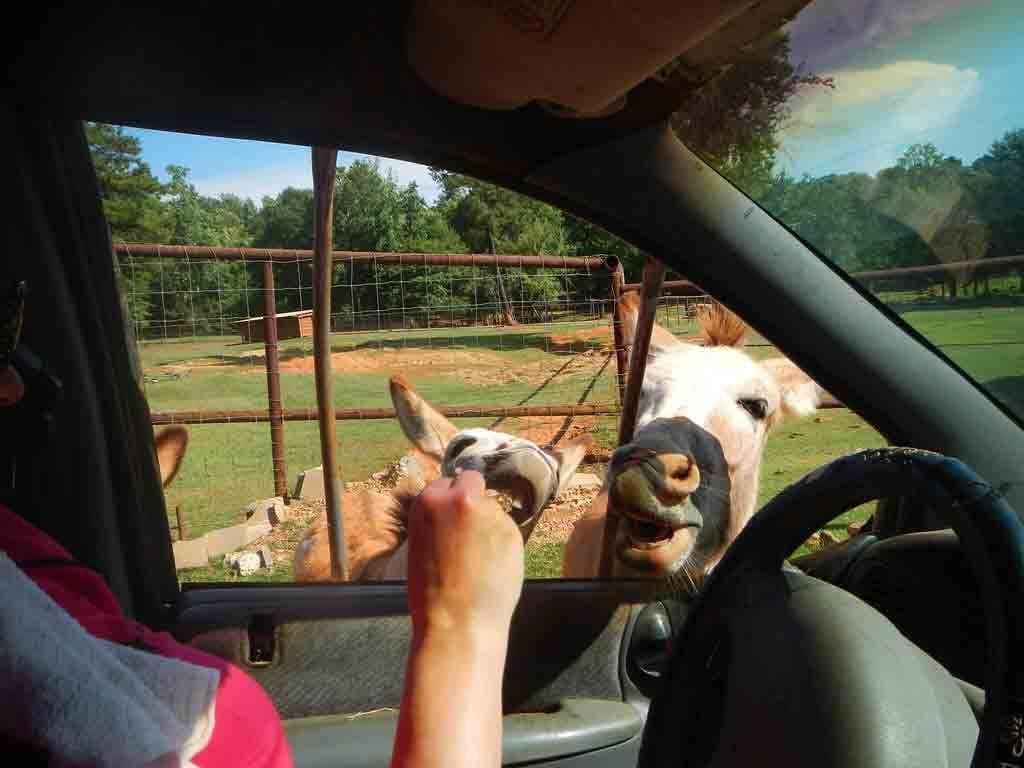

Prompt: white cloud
[780,60,981,174]
[191,163,313,202]
[355,154,441,202]
[787,0,985,72]
[191,153,440,205]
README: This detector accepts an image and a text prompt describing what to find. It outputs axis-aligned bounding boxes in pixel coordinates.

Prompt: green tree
[428,171,572,322]
[563,215,645,279]
[974,129,1024,260]
[138,165,256,335]
[86,123,173,331]
[669,37,834,198]
[86,122,172,243]
[253,188,314,249]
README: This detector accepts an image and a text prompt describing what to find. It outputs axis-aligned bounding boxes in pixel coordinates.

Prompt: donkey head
[390,375,592,540]
[603,293,831,586]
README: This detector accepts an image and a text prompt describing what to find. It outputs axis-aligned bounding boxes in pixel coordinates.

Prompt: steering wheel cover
[640,448,1024,768]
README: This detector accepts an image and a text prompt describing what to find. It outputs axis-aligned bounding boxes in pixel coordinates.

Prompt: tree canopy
[89,103,1024,338]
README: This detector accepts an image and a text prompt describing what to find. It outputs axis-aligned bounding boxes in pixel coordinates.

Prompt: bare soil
[163,344,615,390]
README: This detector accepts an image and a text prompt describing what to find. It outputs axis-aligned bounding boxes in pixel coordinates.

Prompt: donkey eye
[738,398,768,421]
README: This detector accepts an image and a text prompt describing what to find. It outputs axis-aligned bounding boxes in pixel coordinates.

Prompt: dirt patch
[530,470,605,547]
[239,498,324,567]
[546,325,611,351]
[163,343,618,395]
[278,347,511,375]
[487,415,599,447]
[166,345,598,383]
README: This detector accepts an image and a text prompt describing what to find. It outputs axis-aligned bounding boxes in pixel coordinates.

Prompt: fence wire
[119,249,711,568]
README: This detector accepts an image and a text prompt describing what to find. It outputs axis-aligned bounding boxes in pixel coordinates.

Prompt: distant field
[146,295,1022,582]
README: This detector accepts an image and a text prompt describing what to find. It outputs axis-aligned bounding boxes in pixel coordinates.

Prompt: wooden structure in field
[237,310,313,343]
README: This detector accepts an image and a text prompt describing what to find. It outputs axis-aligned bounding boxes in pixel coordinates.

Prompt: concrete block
[172,537,210,570]
[207,523,251,557]
[295,466,325,501]
[245,522,273,544]
[246,496,286,526]
[567,473,603,490]
[229,551,261,576]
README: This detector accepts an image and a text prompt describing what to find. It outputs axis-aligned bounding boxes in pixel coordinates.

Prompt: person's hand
[406,470,524,641]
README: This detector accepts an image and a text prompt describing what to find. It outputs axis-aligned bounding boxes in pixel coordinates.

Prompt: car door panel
[173,580,673,766]
[282,699,642,768]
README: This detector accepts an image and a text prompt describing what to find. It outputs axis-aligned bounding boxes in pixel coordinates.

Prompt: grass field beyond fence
[143,297,1023,582]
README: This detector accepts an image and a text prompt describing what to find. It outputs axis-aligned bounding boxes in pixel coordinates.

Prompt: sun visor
[404,0,809,117]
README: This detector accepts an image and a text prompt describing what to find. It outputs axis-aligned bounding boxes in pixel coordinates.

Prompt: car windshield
[671,0,1023,423]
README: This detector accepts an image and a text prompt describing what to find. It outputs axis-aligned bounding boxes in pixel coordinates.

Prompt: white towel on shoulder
[0,552,219,768]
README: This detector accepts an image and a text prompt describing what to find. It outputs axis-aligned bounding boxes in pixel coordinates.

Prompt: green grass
[157,295,1020,583]
[896,301,1024,413]
[178,558,296,584]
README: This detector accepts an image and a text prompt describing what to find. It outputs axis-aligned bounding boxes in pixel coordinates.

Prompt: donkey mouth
[625,518,674,548]
[448,444,557,530]
[485,487,534,527]
[619,503,700,549]
[609,462,703,550]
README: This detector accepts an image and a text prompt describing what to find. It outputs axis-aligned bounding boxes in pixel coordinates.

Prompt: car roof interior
[8,0,1023,636]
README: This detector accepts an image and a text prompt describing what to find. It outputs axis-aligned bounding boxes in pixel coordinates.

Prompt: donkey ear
[617,290,683,363]
[696,301,747,348]
[390,375,459,461]
[154,426,188,488]
[546,434,594,496]
[761,358,831,420]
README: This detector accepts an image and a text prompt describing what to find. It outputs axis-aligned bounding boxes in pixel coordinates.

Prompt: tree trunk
[494,267,518,325]
[488,231,517,326]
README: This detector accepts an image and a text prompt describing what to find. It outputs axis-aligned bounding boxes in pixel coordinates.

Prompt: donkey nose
[655,454,701,505]
[611,448,701,510]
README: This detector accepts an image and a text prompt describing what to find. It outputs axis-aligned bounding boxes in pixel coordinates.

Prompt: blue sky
[126,130,442,203]
[778,0,1023,178]
[124,0,1022,203]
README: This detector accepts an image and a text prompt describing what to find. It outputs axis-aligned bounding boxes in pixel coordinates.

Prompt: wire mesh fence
[115,245,663,566]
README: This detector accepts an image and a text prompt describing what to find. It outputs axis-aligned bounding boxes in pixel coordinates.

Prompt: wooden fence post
[609,261,628,407]
[175,504,189,541]
[599,257,665,578]
[312,147,347,580]
[262,261,288,500]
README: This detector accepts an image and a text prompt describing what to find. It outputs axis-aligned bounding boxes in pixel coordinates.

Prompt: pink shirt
[0,504,292,768]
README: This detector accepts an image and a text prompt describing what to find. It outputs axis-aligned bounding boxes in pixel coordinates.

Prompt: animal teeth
[485,489,519,515]
[627,518,672,546]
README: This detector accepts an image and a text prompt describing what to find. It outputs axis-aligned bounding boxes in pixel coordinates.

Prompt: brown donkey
[293,375,592,581]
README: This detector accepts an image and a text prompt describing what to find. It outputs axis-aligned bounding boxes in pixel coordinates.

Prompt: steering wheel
[638,448,1024,768]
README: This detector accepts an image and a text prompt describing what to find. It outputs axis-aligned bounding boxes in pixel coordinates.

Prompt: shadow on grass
[887,292,1024,314]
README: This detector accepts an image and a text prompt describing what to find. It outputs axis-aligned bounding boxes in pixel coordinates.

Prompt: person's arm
[391,471,524,768]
